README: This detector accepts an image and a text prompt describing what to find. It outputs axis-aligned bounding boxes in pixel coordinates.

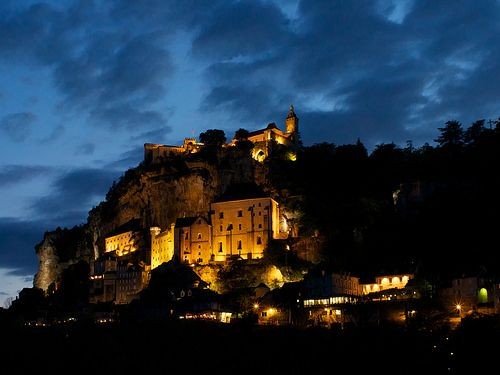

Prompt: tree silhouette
[435,120,464,148]
[199,129,226,147]
[464,119,486,145]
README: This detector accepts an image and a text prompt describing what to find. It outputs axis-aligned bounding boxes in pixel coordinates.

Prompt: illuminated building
[300,271,362,327]
[210,196,280,262]
[144,137,203,165]
[150,224,175,270]
[362,274,413,295]
[438,275,494,315]
[174,216,212,265]
[231,105,299,162]
[104,219,142,256]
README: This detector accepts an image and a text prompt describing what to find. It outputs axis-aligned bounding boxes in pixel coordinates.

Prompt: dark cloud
[0,218,46,275]
[196,0,500,148]
[0,112,36,142]
[1,0,499,147]
[192,0,292,60]
[74,143,95,156]
[0,3,173,133]
[40,124,65,143]
[0,165,52,187]
[131,126,173,144]
[30,168,121,227]
[201,84,279,126]
[103,146,144,170]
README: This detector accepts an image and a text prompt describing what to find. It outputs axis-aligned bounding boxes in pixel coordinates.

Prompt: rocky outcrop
[34,226,93,291]
[34,148,265,291]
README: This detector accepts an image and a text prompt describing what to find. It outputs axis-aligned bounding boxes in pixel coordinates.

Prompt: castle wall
[175,219,212,264]
[210,197,280,261]
[105,231,138,256]
[150,225,175,269]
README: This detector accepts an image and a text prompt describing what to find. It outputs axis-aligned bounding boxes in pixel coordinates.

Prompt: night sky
[1,0,499,304]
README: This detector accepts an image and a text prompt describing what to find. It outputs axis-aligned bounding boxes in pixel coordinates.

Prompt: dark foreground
[1,317,497,374]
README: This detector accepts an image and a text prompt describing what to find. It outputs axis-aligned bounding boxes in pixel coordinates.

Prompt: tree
[233,128,254,152]
[199,129,226,147]
[234,128,250,141]
[464,119,486,145]
[435,120,464,148]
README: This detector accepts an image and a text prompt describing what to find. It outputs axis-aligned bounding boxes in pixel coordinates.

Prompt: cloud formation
[30,167,121,227]
[0,218,46,275]
[2,1,499,147]
[0,112,36,142]
[0,165,52,187]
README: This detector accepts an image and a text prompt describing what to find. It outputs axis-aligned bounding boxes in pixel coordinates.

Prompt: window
[238,210,243,217]
[237,240,242,250]
[220,225,223,232]
[185,232,189,240]
[261,311,267,317]
[198,219,201,225]
[257,236,262,245]
[258,211,261,216]
[238,224,242,230]
[218,242,223,252]
[219,212,224,219]
[258,203,261,207]
[258,224,262,229]
[197,233,202,240]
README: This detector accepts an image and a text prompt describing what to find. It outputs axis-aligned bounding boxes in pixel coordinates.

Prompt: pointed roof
[286,104,297,119]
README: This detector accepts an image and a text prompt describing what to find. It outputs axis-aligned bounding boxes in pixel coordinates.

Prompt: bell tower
[285,104,299,134]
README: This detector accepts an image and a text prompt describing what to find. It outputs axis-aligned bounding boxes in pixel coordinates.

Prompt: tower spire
[285,104,299,134]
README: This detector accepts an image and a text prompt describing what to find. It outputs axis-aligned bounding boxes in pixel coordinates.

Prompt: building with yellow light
[104,219,142,256]
[174,216,212,264]
[144,137,203,165]
[210,197,280,262]
[362,274,413,295]
[235,105,299,162]
[150,224,175,270]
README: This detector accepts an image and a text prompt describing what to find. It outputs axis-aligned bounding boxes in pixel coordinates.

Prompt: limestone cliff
[34,226,93,291]
[34,148,263,291]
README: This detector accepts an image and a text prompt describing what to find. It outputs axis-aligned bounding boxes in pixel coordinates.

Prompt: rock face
[34,149,263,291]
[34,226,93,291]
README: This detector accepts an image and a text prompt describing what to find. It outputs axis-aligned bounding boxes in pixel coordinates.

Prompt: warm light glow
[253,303,259,309]
[456,304,461,310]
[478,288,488,303]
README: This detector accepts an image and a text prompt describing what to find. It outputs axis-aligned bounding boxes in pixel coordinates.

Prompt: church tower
[285,104,299,134]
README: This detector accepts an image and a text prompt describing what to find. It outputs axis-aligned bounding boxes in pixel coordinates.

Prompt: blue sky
[1,0,499,305]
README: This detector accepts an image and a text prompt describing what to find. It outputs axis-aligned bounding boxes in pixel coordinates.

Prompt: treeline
[266,118,500,280]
